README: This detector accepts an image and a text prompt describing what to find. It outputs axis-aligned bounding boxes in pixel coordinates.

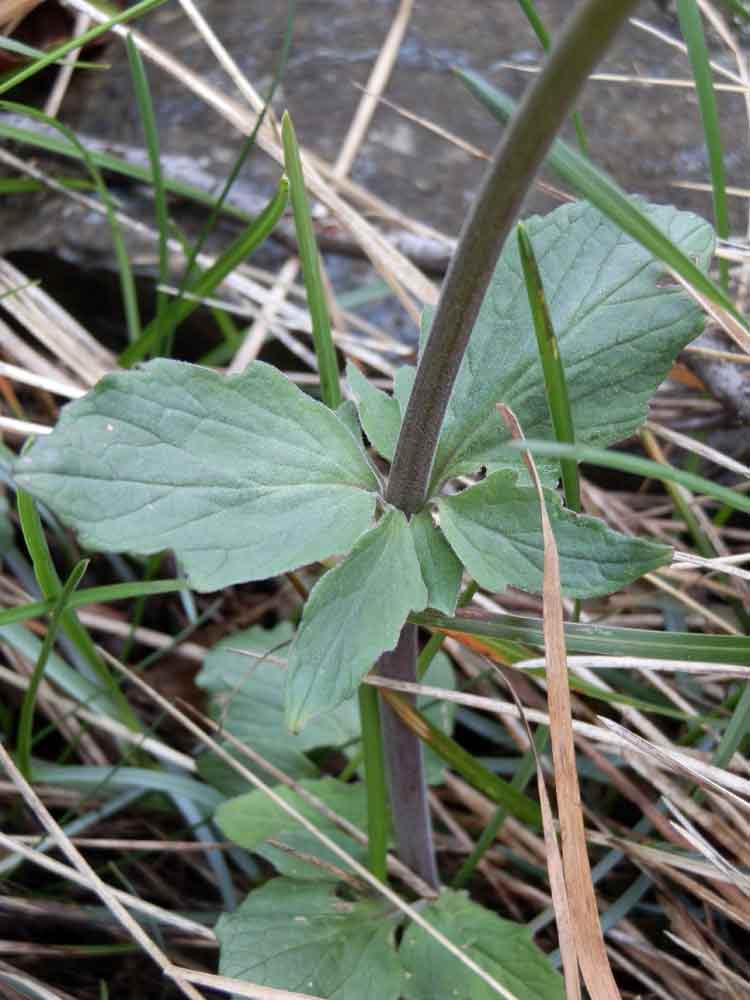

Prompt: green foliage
[421,200,713,492]
[14,359,378,592]
[438,470,670,598]
[216,879,405,1000]
[286,510,428,730]
[409,510,463,616]
[400,890,564,1000]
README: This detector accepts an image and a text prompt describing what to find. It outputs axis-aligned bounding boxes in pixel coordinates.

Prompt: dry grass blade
[496,402,620,1000]
[333,0,413,179]
[172,968,325,1000]
[0,743,207,1000]
[500,676,580,999]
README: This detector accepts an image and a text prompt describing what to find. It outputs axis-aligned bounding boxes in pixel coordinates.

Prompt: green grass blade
[0,101,140,344]
[119,177,289,366]
[410,609,750,663]
[504,438,750,514]
[281,111,342,409]
[0,578,189,628]
[15,489,141,730]
[383,690,542,828]
[514,0,588,155]
[517,223,580,512]
[357,684,389,881]
[17,559,89,779]
[711,679,750,768]
[125,36,170,344]
[456,68,747,331]
[0,0,168,96]
[676,0,730,289]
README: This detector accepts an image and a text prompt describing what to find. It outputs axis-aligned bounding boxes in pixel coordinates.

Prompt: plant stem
[385,0,639,516]
[377,624,439,889]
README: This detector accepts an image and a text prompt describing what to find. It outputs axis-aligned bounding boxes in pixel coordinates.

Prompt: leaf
[14,359,379,592]
[438,470,670,598]
[285,509,428,731]
[393,364,416,417]
[0,495,13,556]
[400,890,564,1000]
[216,879,404,1000]
[419,651,457,785]
[215,776,370,879]
[346,361,401,461]
[409,511,462,615]
[426,200,713,491]
[196,623,360,791]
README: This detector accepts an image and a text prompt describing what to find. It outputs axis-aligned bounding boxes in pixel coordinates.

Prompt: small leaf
[400,889,564,1000]
[336,398,364,445]
[409,511,462,615]
[216,879,404,1000]
[393,364,416,419]
[285,509,428,731]
[14,359,379,592]
[439,471,670,598]
[215,776,369,879]
[346,361,401,461]
[196,623,360,790]
[427,200,713,491]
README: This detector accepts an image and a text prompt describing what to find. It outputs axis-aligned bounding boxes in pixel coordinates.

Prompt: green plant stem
[357,685,389,882]
[385,0,638,517]
[377,624,439,889]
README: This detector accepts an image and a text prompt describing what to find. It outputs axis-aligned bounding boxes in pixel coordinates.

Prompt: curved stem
[385,0,638,515]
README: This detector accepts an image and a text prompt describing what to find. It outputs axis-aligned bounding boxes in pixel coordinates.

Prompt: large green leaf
[196,623,360,791]
[425,200,713,491]
[215,776,370,879]
[285,510,428,731]
[400,890,563,1000]
[439,470,670,598]
[13,359,379,591]
[216,879,405,1000]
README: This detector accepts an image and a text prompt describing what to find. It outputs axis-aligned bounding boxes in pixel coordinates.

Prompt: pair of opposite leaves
[14,200,714,729]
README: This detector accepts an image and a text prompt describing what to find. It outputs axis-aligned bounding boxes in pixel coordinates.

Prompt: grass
[0,1,749,997]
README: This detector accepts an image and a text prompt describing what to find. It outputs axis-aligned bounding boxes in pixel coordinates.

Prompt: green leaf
[426,200,713,491]
[215,776,369,879]
[216,879,404,1000]
[196,623,359,789]
[410,511,462,615]
[346,361,401,461]
[14,359,379,592]
[393,364,417,418]
[0,496,13,556]
[285,510,428,731]
[401,890,563,1000]
[438,470,670,598]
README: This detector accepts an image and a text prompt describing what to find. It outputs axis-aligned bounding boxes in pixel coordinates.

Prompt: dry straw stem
[171,968,324,1000]
[97,648,526,1000]
[0,743,207,1000]
[496,403,620,1000]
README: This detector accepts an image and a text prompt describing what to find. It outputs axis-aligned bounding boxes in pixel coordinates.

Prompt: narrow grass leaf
[15,488,140,730]
[516,223,579,510]
[125,36,170,344]
[676,0,730,288]
[282,111,342,409]
[17,558,88,779]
